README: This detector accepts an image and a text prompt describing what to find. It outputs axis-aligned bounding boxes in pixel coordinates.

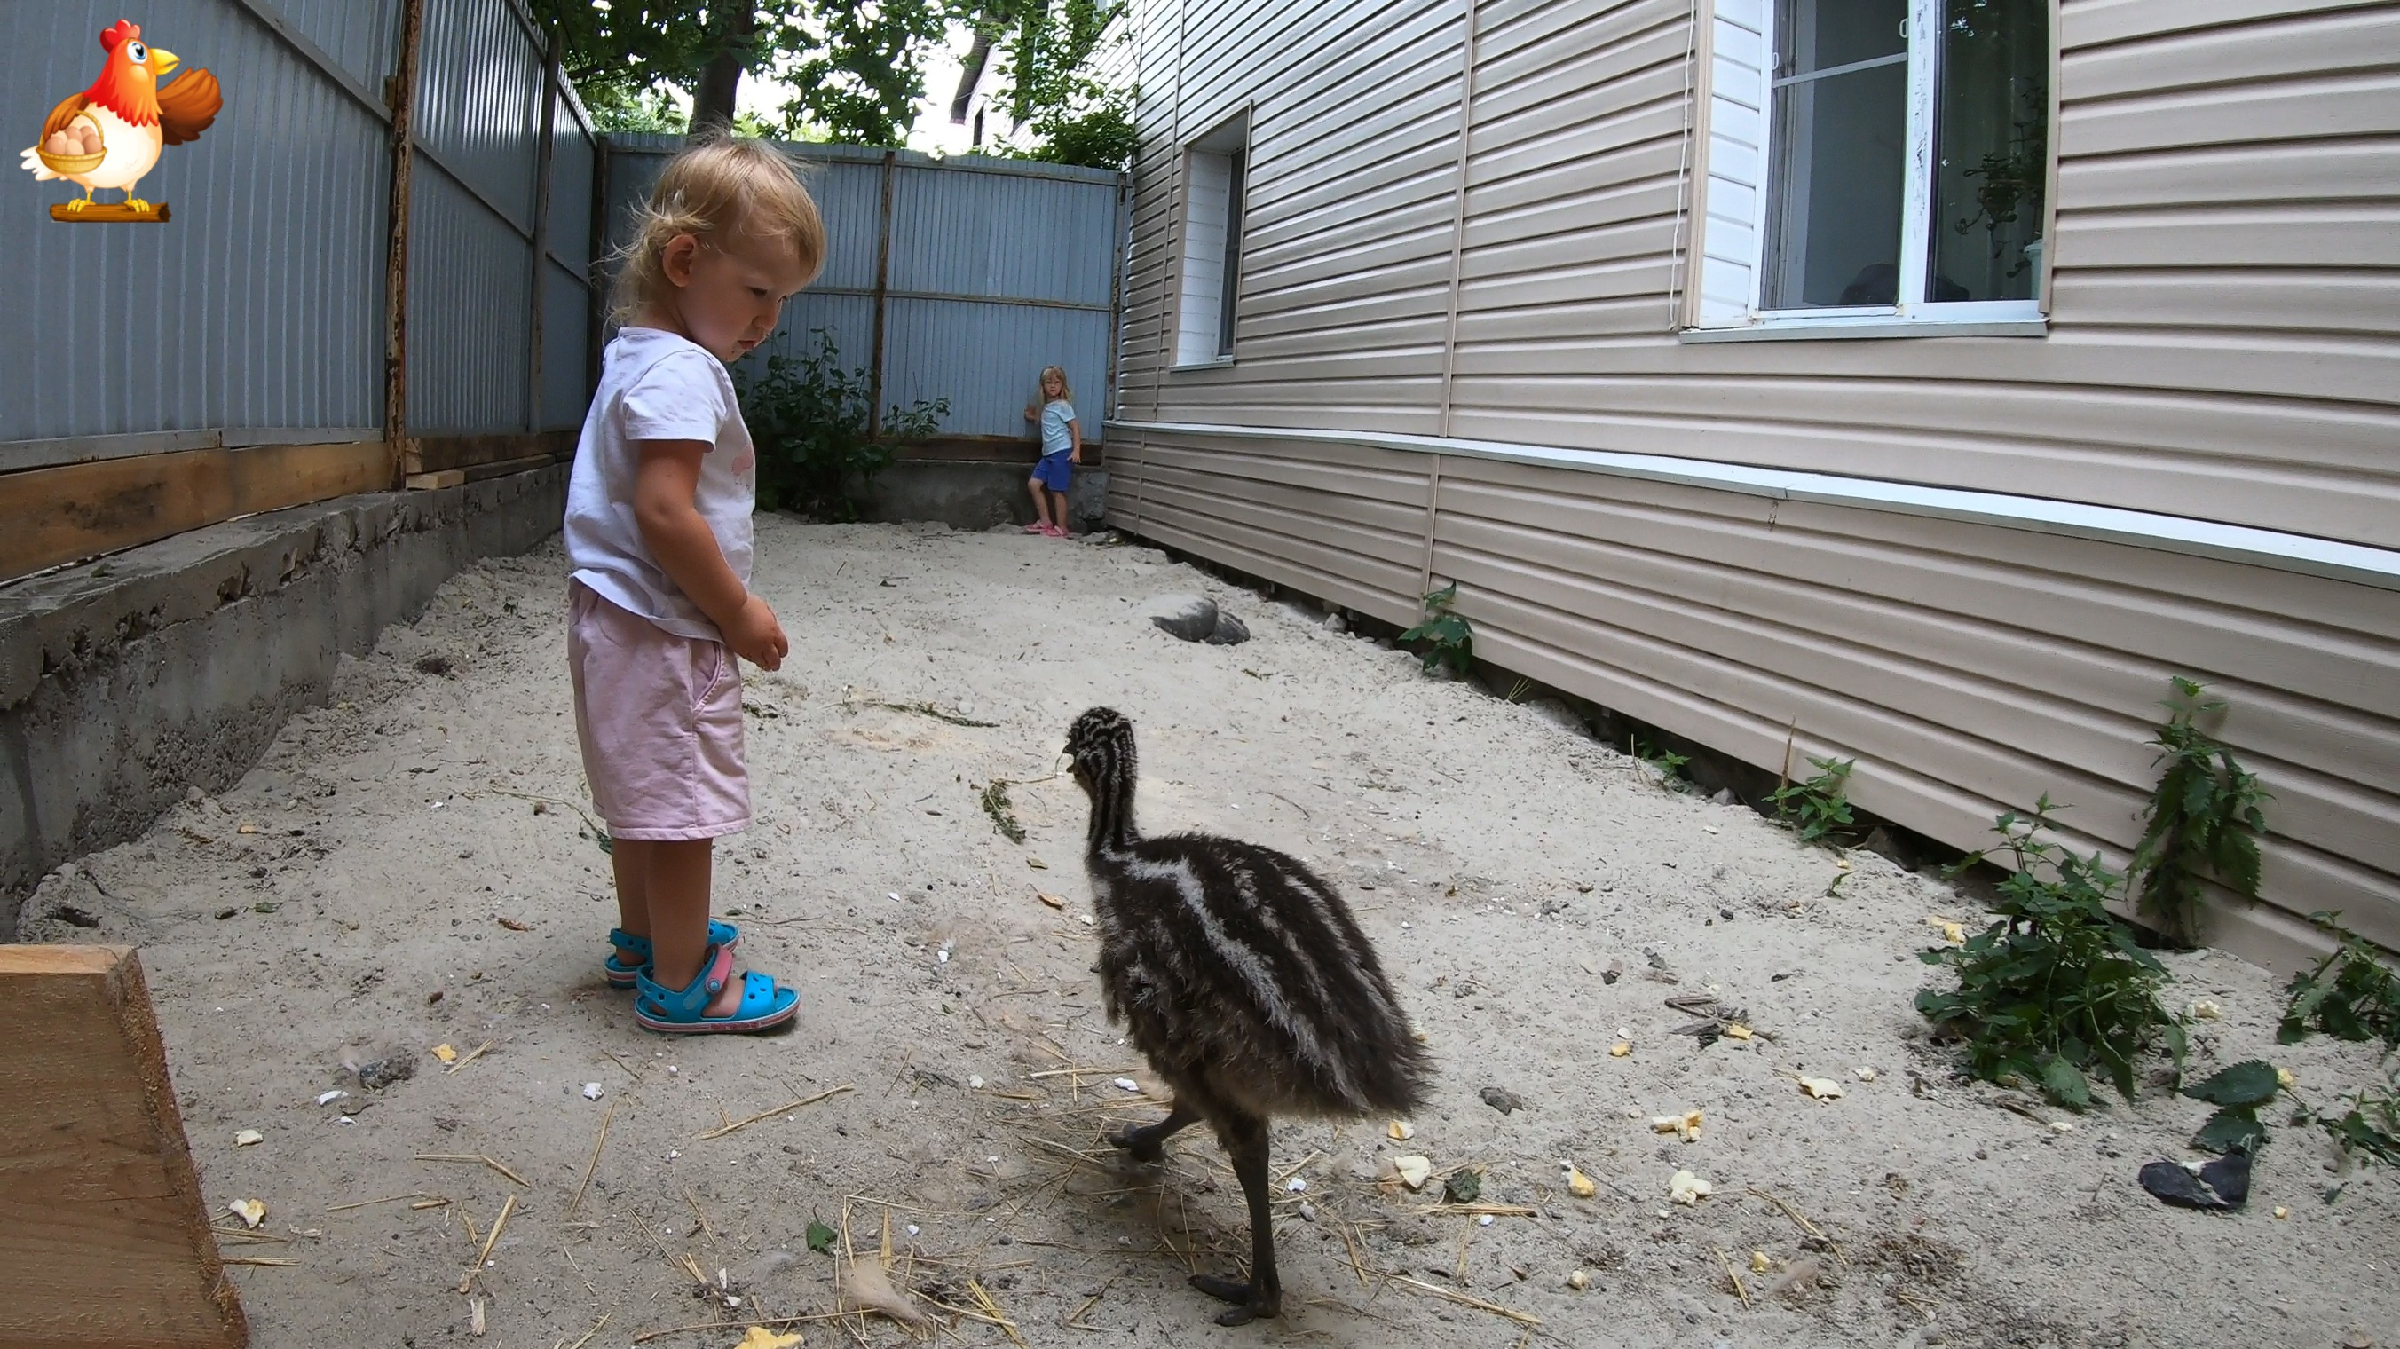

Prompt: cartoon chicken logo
[21,19,222,223]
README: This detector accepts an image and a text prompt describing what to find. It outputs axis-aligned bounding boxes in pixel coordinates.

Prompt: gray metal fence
[0,0,598,472]
[601,138,1128,442]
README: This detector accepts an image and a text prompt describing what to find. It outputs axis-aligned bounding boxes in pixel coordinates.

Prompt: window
[1693,0,2051,336]
[1177,114,1248,365]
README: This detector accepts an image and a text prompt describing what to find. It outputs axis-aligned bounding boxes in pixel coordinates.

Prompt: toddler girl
[564,136,823,1033]
[1022,365,1081,538]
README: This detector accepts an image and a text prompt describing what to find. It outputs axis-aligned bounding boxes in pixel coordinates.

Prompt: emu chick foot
[1191,1273,1279,1326]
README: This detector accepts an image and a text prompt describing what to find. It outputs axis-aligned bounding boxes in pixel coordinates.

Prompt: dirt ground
[21,517,2398,1349]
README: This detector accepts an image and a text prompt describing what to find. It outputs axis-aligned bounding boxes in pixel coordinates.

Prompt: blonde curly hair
[610,132,826,324]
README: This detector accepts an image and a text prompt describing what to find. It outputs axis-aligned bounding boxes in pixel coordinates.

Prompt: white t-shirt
[564,327,756,642]
[1039,400,1076,458]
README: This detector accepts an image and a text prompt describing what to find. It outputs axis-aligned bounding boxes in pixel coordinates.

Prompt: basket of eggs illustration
[38,121,105,175]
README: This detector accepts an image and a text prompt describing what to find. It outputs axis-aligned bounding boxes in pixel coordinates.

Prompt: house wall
[1106,0,2400,967]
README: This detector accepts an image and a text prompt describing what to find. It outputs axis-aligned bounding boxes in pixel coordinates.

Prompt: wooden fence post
[869,149,897,436]
[384,0,428,487]
[527,26,561,434]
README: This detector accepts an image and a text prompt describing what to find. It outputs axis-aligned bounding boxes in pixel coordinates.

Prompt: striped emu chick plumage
[1065,706,1430,1326]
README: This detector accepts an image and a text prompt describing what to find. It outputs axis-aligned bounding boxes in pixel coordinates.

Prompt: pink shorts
[567,582,749,840]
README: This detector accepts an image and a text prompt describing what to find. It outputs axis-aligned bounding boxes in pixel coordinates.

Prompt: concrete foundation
[865,460,1108,534]
[0,465,567,938]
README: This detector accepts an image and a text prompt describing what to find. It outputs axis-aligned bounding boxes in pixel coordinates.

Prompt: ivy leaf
[2183,1059,2281,1108]
[805,1219,837,1254]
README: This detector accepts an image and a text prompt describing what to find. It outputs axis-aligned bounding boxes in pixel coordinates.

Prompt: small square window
[1177,113,1248,366]
[1692,0,2051,338]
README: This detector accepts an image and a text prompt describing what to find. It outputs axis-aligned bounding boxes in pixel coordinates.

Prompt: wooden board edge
[107,950,250,1346]
[0,440,387,584]
[407,429,577,475]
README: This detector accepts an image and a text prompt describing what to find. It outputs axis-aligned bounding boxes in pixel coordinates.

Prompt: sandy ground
[21,517,2399,1349]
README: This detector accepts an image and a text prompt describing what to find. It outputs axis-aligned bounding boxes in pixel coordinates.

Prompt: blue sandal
[634,942,798,1035]
[604,921,739,989]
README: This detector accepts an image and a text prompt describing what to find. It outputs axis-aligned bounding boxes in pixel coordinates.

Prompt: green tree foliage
[962,0,1137,167]
[768,2,954,145]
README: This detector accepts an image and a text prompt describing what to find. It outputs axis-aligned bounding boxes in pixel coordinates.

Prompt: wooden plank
[0,945,246,1347]
[404,469,467,490]
[406,430,577,475]
[0,441,389,583]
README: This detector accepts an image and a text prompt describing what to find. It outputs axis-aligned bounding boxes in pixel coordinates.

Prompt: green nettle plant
[1768,755,1856,846]
[2128,677,2270,949]
[738,331,947,522]
[1916,796,2187,1109]
[1399,581,1473,676]
[2278,913,2400,1168]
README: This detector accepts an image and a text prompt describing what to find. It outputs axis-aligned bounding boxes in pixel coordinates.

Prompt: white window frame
[1174,110,1249,370]
[1684,0,2057,341]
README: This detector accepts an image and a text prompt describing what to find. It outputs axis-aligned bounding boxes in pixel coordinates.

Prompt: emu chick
[1065,706,1430,1325]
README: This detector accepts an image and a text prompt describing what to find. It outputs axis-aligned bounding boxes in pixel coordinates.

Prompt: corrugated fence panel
[540,259,591,429]
[547,93,596,274]
[600,138,1128,442]
[408,0,549,434]
[886,162,1121,306]
[408,165,533,434]
[414,0,539,235]
[0,0,391,444]
[881,298,1110,436]
[277,0,402,92]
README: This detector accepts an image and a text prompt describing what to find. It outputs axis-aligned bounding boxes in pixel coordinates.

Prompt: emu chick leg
[1190,1112,1281,1325]
[1109,1098,1199,1164]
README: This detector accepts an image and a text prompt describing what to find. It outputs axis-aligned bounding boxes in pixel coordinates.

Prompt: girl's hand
[725,594,789,671]
[1024,402,1038,421]
[1070,450,1082,465]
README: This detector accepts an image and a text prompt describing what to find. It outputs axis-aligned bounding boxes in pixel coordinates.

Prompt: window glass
[1762,0,1909,309]
[1218,149,1245,357]
[1929,0,2047,302]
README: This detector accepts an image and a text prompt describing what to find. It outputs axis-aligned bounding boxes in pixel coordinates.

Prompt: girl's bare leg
[612,838,652,939]
[643,838,744,1017]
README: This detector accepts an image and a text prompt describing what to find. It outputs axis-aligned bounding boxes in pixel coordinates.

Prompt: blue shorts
[1032,451,1072,490]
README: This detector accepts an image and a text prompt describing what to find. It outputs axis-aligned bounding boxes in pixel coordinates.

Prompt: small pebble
[1113,1077,1139,1092]
[1478,1214,1494,1227]
[582,1083,604,1100]
[1286,1177,1308,1193]
[969,1075,985,1089]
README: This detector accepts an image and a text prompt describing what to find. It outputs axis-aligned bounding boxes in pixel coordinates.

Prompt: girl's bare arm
[632,440,787,668]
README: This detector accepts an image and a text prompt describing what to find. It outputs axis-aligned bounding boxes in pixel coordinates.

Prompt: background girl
[1022,365,1081,538]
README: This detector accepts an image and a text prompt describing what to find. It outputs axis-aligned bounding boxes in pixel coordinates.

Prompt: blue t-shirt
[1040,400,1076,458]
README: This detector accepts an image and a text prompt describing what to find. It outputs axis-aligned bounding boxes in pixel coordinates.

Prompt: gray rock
[1204,611,1250,645]
[1322,611,1347,634]
[1141,593,1219,642]
[1711,787,1737,806]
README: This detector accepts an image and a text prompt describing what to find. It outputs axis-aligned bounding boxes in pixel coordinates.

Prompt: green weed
[980,780,1027,844]
[739,331,948,522]
[2278,912,2400,1167]
[1769,755,1856,846]
[2129,677,2270,947]
[1399,581,1473,676]
[2278,912,2400,1052]
[1916,796,2186,1109]
[1630,736,1688,788]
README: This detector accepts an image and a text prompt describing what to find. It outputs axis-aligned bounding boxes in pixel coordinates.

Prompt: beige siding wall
[1108,0,2400,966]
